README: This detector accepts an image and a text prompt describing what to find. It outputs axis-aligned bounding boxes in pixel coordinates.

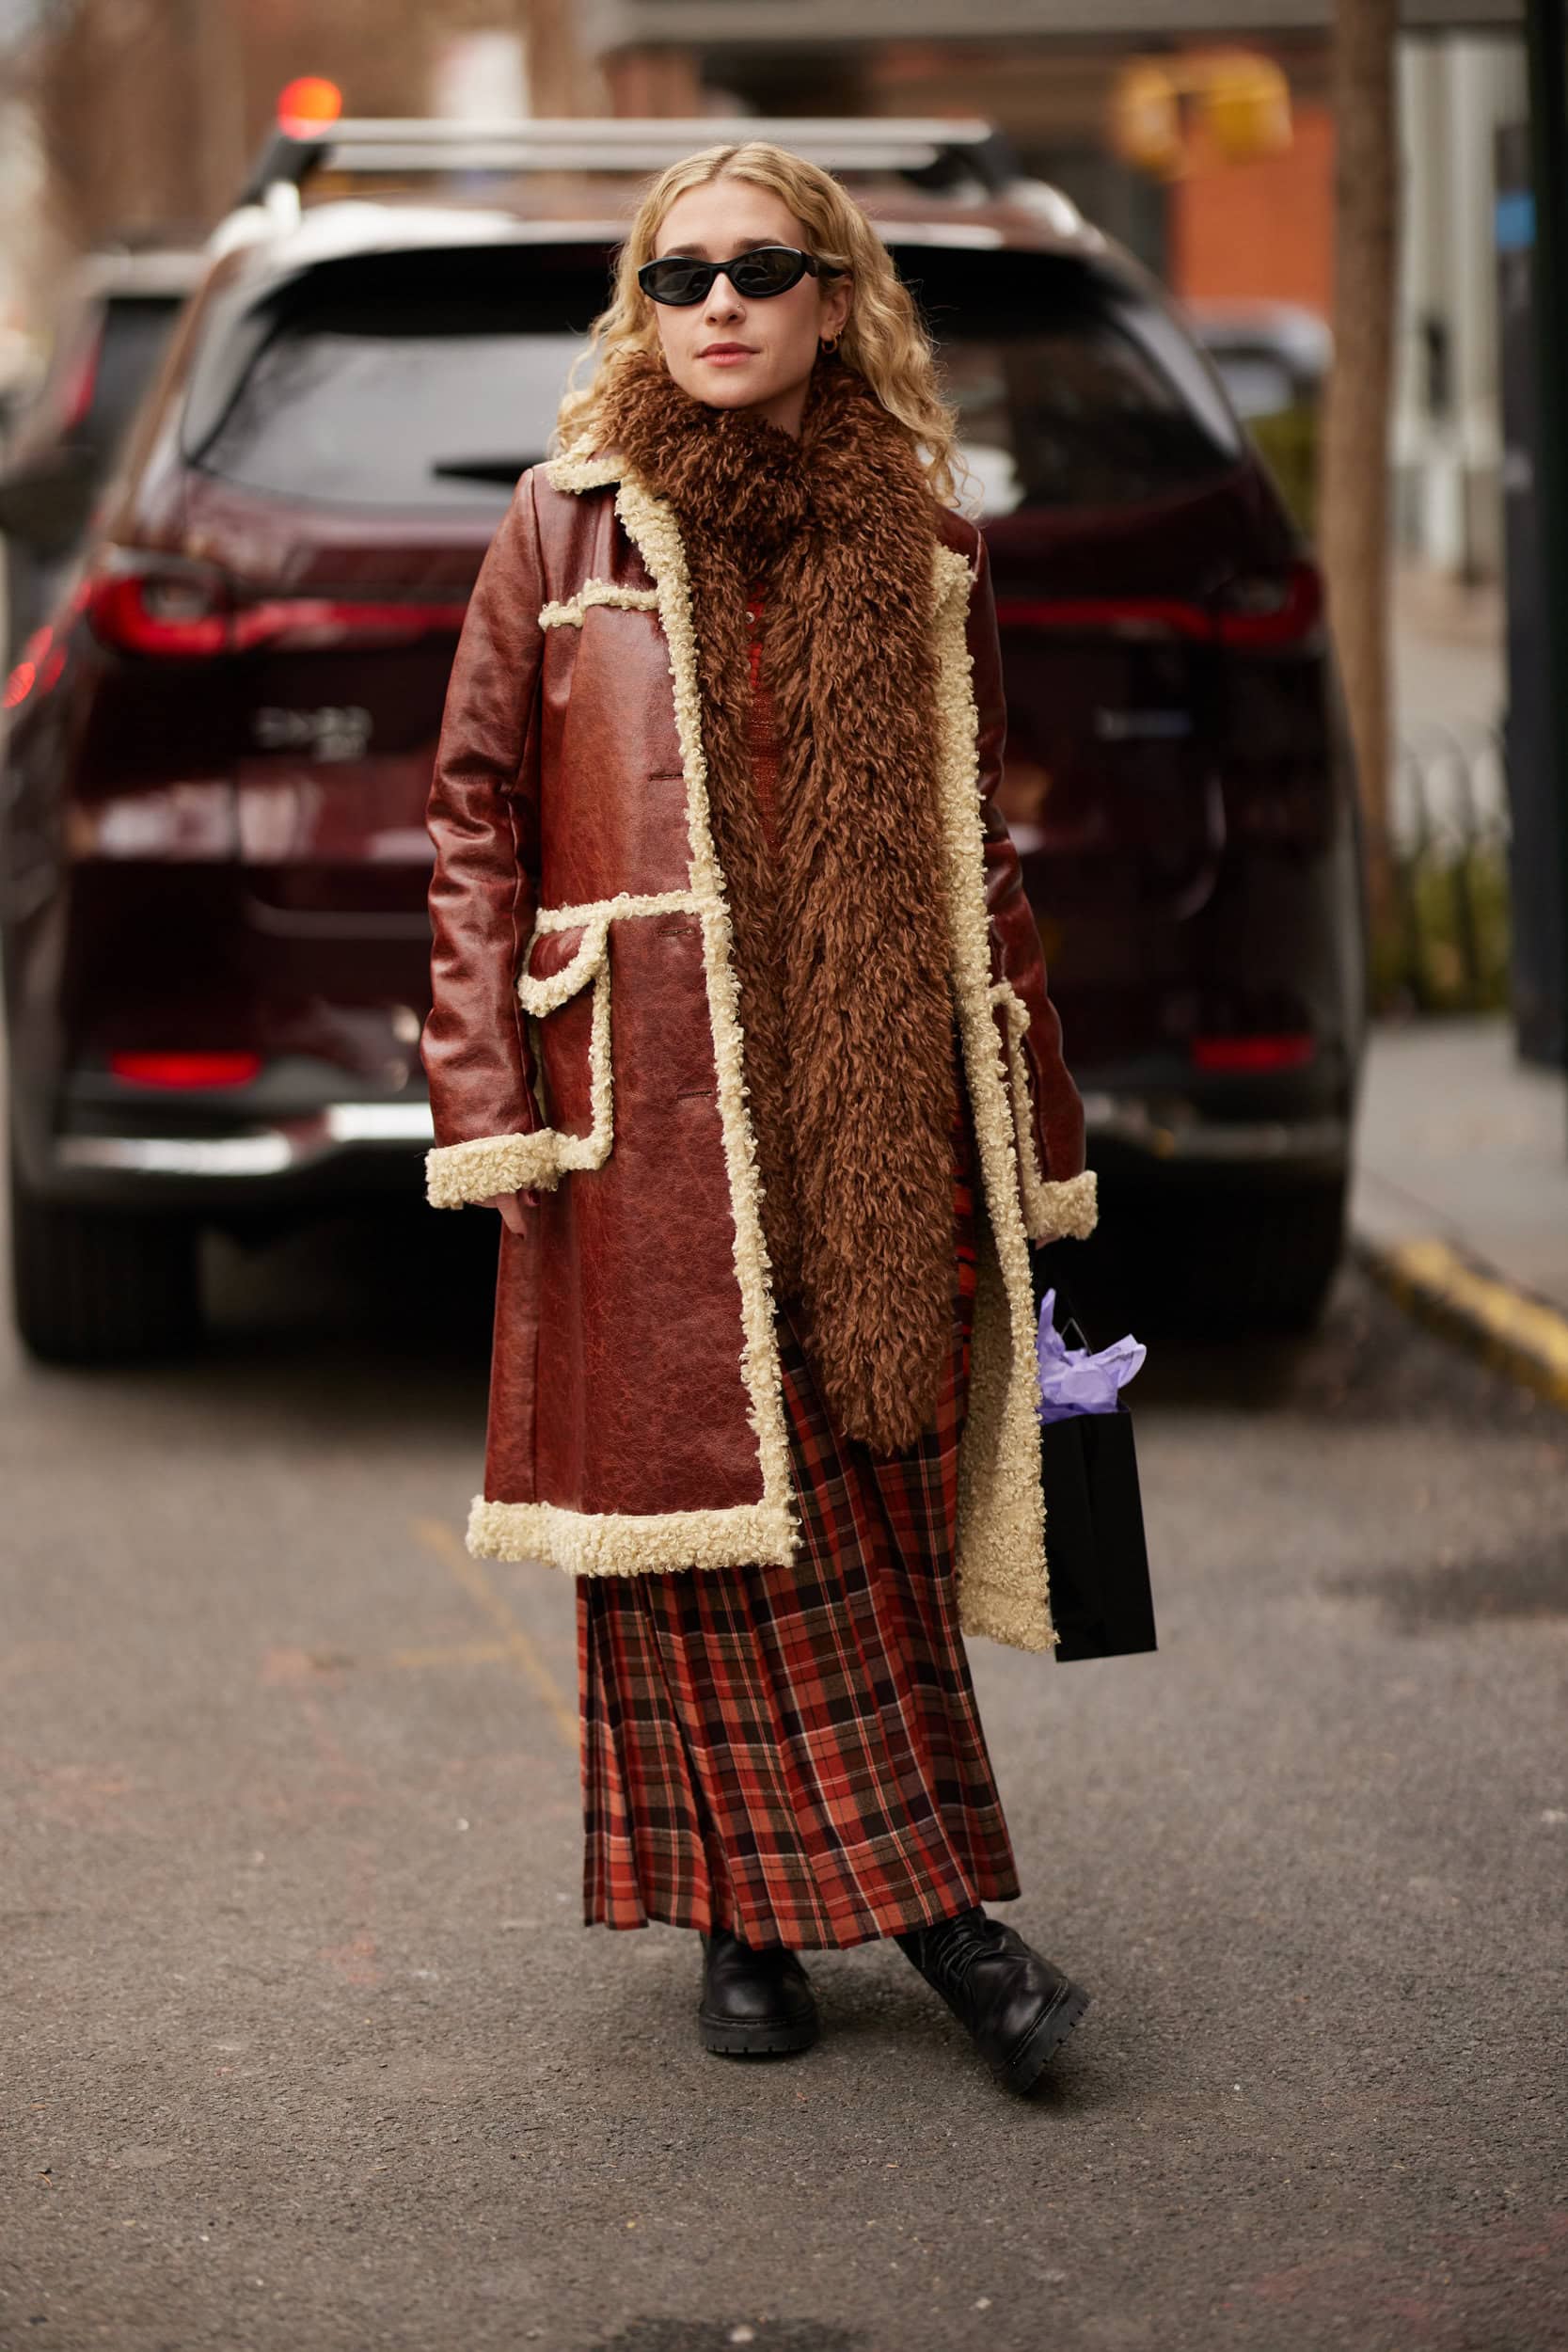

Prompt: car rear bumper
[1083,1091,1349,1171]
[24,1085,1351,1213]
[31,1097,435,1213]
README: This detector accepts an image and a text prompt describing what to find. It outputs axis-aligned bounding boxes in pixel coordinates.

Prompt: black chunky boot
[697,1926,819,2057]
[896,1905,1089,2094]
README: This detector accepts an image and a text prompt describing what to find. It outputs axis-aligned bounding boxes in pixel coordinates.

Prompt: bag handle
[1029,1237,1094,1356]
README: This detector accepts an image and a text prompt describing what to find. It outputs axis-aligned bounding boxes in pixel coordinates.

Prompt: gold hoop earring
[818,333,840,356]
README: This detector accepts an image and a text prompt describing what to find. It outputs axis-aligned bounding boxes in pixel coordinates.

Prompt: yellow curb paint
[409,1517,578,1750]
[1366,1234,1568,1411]
[385,1640,512,1672]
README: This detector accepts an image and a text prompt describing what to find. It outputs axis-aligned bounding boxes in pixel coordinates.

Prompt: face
[643,179,853,437]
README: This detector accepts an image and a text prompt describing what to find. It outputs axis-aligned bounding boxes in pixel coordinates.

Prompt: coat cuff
[990,981,1098,1243]
[1022,1167,1099,1244]
[425,1131,557,1209]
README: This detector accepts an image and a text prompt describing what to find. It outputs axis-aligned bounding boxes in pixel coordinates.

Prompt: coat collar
[543,437,624,494]
[547,435,983,596]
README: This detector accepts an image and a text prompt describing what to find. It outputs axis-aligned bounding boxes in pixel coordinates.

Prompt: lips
[699,345,756,358]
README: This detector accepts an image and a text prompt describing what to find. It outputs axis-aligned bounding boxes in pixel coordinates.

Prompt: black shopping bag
[1028,1242,1158,1663]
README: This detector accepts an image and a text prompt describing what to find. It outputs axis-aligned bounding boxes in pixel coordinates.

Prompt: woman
[421,140,1100,2097]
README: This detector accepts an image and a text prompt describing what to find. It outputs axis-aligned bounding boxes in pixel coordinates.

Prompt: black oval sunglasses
[637,245,839,308]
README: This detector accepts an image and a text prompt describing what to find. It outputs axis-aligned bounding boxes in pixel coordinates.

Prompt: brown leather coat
[420,437,1098,1653]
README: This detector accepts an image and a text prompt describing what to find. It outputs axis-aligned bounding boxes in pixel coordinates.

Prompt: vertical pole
[1524,0,1568,1121]
[1321,0,1399,946]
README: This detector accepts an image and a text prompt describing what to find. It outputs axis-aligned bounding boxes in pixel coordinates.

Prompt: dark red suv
[0,117,1365,1363]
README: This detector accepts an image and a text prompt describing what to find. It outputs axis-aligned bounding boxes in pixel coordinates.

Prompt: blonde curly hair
[550,140,977,513]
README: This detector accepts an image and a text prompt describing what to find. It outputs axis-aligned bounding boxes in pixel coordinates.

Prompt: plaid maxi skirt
[577,1080,1021,1950]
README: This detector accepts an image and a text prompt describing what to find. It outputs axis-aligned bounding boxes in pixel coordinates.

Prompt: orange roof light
[277,77,343,137]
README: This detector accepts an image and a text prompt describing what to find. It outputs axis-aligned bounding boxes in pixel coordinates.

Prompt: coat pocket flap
[517,913,610,1014]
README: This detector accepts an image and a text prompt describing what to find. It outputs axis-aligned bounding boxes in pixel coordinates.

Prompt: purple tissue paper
[1035,1287,1147,1422]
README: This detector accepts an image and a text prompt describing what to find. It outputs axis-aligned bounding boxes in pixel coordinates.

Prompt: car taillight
[4,625,54,709]
[994,560,1323,650]
[996,593,1212,642]
[109,1051,263,1089]
[1212,561,1323,649]
[1189,1033,1316,1073]
[84,553,232,657]
[230,596,469,651]
[81,551,467,657]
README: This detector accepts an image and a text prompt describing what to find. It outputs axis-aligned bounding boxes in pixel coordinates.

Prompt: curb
[1352,1232,1568,1412]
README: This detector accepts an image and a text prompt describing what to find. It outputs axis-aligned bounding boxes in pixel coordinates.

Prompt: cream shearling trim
[516,914,613,1177]
[931,543,1056,1654]
[538,577,660,630]
[990,979,1100,1244]
[990,978,1053,1235]
[533,888,704,929]
[425,918,613,1207]
[473,468,800,1579]
[467,1492,793,1575]
[613,470,799,1567]
[426,1129,562,1208]
[516,910,610,1013]
[542,438,624,493]
[1031,1168,1099,1243]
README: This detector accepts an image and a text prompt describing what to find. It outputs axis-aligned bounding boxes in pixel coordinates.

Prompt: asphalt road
[3,1201,1565,2352]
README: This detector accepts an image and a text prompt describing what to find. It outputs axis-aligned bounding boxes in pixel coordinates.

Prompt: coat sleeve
[421,469,546,1208]
[967,525,1099,1244]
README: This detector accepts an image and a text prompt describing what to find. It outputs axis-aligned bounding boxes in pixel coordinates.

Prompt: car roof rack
[235,114,1023,215]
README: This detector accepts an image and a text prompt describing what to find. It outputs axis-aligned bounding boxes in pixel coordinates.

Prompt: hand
[481,1189,538,1232]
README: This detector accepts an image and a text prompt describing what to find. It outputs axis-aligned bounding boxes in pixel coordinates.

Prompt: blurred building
[1395,36,1526,580]
[7,0,1530,580]
[583,0,1525,583]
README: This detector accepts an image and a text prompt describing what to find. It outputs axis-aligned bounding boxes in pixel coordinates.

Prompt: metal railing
[1377,716,1512,1013]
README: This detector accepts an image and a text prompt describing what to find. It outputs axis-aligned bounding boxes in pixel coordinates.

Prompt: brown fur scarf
[594,346,958,1454]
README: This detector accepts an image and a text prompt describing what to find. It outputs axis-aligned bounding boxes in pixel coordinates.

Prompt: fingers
[479,1190,536,1232]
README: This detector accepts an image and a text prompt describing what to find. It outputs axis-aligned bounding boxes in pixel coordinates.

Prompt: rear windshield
[182,239,1243,516]
[902,245,1244,512]
[182,247,606,508]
